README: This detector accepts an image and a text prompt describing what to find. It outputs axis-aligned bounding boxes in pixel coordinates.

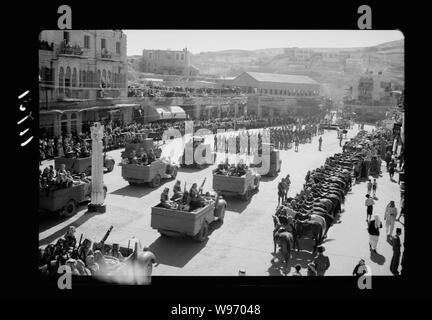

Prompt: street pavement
[39,124,404,276]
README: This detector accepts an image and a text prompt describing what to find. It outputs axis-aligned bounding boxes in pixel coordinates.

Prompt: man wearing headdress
[64,226,77,249]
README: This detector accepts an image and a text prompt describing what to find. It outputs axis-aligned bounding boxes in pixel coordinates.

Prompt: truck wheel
[61,200,76,217]
[194,221,209,242]
[150,174,161,188]
[242,187,251,201]
[218,206,226,222]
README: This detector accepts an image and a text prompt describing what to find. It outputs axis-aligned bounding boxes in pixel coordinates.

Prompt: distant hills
[190,39,403,77]
[127,39,404,101]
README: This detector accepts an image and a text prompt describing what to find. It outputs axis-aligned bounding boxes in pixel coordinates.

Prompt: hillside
[126,39,404,100]
[189,39,403,78]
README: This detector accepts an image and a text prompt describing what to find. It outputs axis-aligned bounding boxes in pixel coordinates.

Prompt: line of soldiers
[270,124,319,151]
[214,131,265,155]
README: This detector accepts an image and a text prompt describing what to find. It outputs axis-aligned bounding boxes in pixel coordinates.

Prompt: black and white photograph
[37,29,405,280]
[5,2,424,304]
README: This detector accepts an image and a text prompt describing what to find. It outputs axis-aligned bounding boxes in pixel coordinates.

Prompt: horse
[273,228,295,268]
[294,219,324,253]
[312,212,334,237]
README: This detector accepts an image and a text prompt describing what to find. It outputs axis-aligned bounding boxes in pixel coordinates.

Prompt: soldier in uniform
[160,188,172,209]
[128,150,138,164]
[171,180,183,201]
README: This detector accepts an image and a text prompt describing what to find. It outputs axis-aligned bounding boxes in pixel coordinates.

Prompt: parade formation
[37,30,404,281]
[39,112,404,279]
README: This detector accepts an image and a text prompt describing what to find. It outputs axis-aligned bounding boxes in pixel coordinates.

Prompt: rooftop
[242,72,318,85]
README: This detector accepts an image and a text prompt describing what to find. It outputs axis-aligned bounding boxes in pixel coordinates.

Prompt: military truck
[121,159,178,187]
[150,195,226,242]
[212,169,260,201]
[179,137,216,169]
[251,143,281,177]
[54,154,115,175]
[39,179,107,217]
[121,136,155,159]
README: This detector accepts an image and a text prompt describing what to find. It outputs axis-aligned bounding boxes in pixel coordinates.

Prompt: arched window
[65,67,71,87]
[65,67,71,97]
[61,113,68,135]
[82,71,86,88]
[86,71,91,88]
[72,68,77,87]
[59,67,64,93]
[102,69,106,83]
[70,113,77,134]
[97,70,101,85]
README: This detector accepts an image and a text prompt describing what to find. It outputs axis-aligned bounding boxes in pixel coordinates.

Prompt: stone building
[39,30,130,137]
[141,48,199,76]
[231,71,320,118]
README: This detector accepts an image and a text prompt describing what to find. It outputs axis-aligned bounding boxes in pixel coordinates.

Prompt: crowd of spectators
[39,226,128,277]
[40,115,327,164]
[128,83,243,98]
[39,40,54,51]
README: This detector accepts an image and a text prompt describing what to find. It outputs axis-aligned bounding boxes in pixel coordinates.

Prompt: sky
[123,30,404,56]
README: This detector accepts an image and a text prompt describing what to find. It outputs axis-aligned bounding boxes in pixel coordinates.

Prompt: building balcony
[57,41,88,58]
[99,49,121,61]
[97,88,123,99]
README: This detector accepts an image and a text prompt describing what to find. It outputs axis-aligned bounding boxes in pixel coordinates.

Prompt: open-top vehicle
[151,194,226,242]
[121,159,178,187]
[121,136,156,159]
[54,154,115,175]
[39,179,107,217]
[212,169,260,201]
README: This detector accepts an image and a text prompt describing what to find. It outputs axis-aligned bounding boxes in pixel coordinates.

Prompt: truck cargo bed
[151,203,214,236]
[121,160,165,181]
[39,182,89,212]
[212,173,249,194]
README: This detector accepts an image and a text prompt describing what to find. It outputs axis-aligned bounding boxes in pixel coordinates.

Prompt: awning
[146,105,187,121]
[39,109,66,115]
[78,105,117,112]
[155,107,172,120]
[115,104,140,108]
[168,106,186,119]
